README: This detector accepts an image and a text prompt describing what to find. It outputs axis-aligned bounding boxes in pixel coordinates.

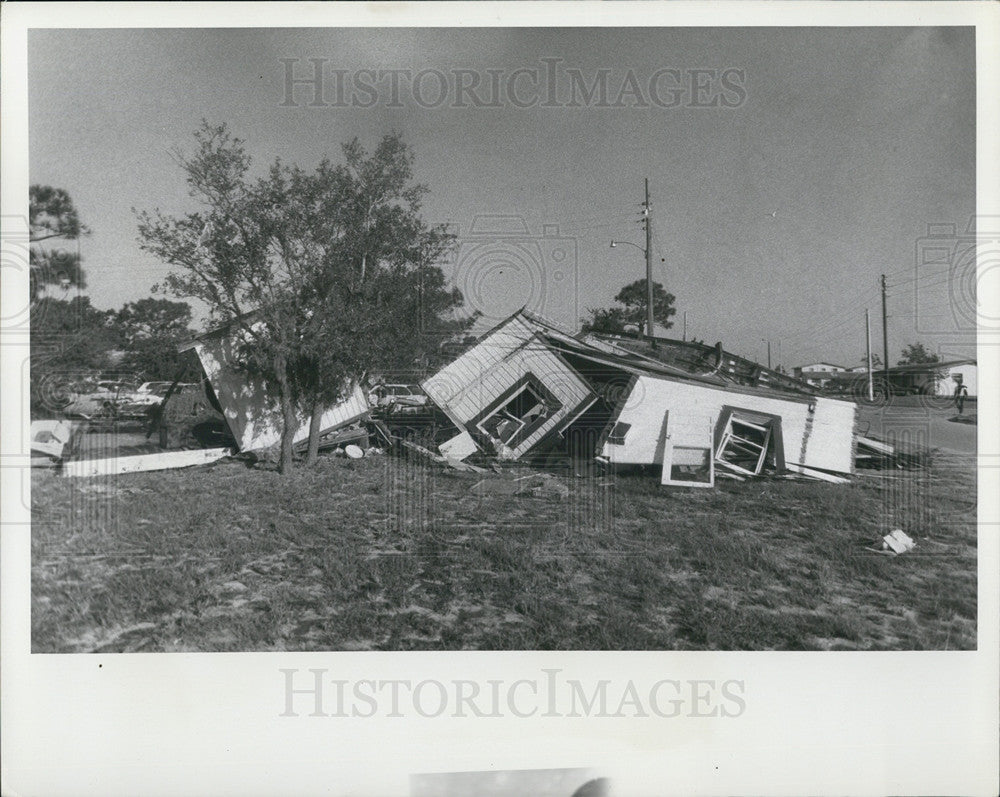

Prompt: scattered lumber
[399,439,486,473]
[784,463,850,484]
[63,447,231,478]
[856,435,895,455]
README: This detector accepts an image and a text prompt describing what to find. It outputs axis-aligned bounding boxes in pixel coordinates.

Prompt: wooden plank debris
[784,463,850,484]
[882,529,916,554]
[63,447,231,478]
[856,435,895,455]
[438,430,478,461]
[399,438,486,473]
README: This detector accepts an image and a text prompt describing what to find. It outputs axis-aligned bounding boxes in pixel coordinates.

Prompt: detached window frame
[659,411,715,488]
[713,405,786,476]
[469,373,564,452]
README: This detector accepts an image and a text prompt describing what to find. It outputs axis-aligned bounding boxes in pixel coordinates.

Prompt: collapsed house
[421,310,858,486]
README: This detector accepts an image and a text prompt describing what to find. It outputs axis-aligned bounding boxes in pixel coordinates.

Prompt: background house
[792,362,848,388]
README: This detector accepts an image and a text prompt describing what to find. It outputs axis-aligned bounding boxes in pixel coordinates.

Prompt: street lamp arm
[610,239,646,256]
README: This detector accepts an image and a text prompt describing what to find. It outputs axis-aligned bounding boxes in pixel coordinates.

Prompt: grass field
[31,444,976,652]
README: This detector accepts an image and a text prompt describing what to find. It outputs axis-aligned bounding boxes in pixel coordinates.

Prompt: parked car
[369,383,429,411]
[62,380,134,418]
[129,381,185,406]
[120,381,197,419]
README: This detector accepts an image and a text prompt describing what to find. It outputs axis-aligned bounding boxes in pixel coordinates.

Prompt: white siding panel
[421,316,593,458]
[194,337,369,453]
[801,397,858,472]
[602,376,856,473]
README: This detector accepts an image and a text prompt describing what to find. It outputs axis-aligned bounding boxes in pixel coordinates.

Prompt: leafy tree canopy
[29,185,88,297]
[581,278,676,336]
[112,298,193,346]
[860,353,884,370]
[898,342,941,366]
[110,298,194,381]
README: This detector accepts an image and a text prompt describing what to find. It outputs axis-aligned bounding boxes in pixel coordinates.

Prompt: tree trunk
[306,399,323,465]
[275,362,297,475]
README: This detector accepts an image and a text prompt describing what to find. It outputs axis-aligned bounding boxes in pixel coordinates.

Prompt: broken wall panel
[189,333,370,453]
[421,314,594,459]
[601,375,856,474]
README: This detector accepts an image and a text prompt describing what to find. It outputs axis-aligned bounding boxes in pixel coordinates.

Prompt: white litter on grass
[882,529,916,554]
[344,444,365,459]
[438,430,478,461]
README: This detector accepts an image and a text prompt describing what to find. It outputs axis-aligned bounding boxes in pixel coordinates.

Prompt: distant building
[885,359,977,397]
[795,362,847,373]
[791,358,977,397]
[792,362,848,388]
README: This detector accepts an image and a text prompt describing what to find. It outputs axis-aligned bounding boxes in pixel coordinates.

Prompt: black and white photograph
[21,24,981,653]
[2,3,998,796]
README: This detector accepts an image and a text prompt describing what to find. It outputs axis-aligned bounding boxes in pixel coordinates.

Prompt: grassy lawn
[31,447,976,652]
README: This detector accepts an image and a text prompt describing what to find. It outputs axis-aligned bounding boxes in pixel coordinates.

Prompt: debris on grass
[882,529,916,555]
[438,430,478,461]
[469,471,570,500]
[63,446,232,478]
[30,420,79,465]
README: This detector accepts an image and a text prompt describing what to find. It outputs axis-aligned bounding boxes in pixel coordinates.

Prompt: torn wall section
[182,331,370,453]
[421,313,596,460]
[599,375,857,475]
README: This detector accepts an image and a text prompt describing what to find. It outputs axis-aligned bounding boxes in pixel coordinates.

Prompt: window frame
[469,373,564,452]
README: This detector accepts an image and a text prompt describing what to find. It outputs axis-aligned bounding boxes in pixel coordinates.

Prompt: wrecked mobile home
[421,310,858,486]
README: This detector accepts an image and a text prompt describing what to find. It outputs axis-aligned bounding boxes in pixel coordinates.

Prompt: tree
[286,133,473,463]
[111,298,194,381]
[136,123,469,472]
[898,342,941,366]
[860,353,883,371]
[580,307,627,335]
[29,185,88,299]
[581,278,676,336]
[137,122,322,472]
[31,296,118,415]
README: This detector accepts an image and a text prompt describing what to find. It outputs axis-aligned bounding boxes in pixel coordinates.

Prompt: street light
[610,239,654,343]
[610,239,646,256]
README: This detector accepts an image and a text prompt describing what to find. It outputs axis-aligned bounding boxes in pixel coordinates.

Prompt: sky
[28,27,976,369]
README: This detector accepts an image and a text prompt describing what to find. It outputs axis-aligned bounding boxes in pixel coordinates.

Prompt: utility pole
[644,178,655,346]
[760,338,772,369]
[865,308,874,401]
[682,311,687,342]
[881,274,889,392]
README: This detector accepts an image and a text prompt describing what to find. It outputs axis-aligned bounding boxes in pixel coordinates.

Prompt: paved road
[855,396,976,455]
